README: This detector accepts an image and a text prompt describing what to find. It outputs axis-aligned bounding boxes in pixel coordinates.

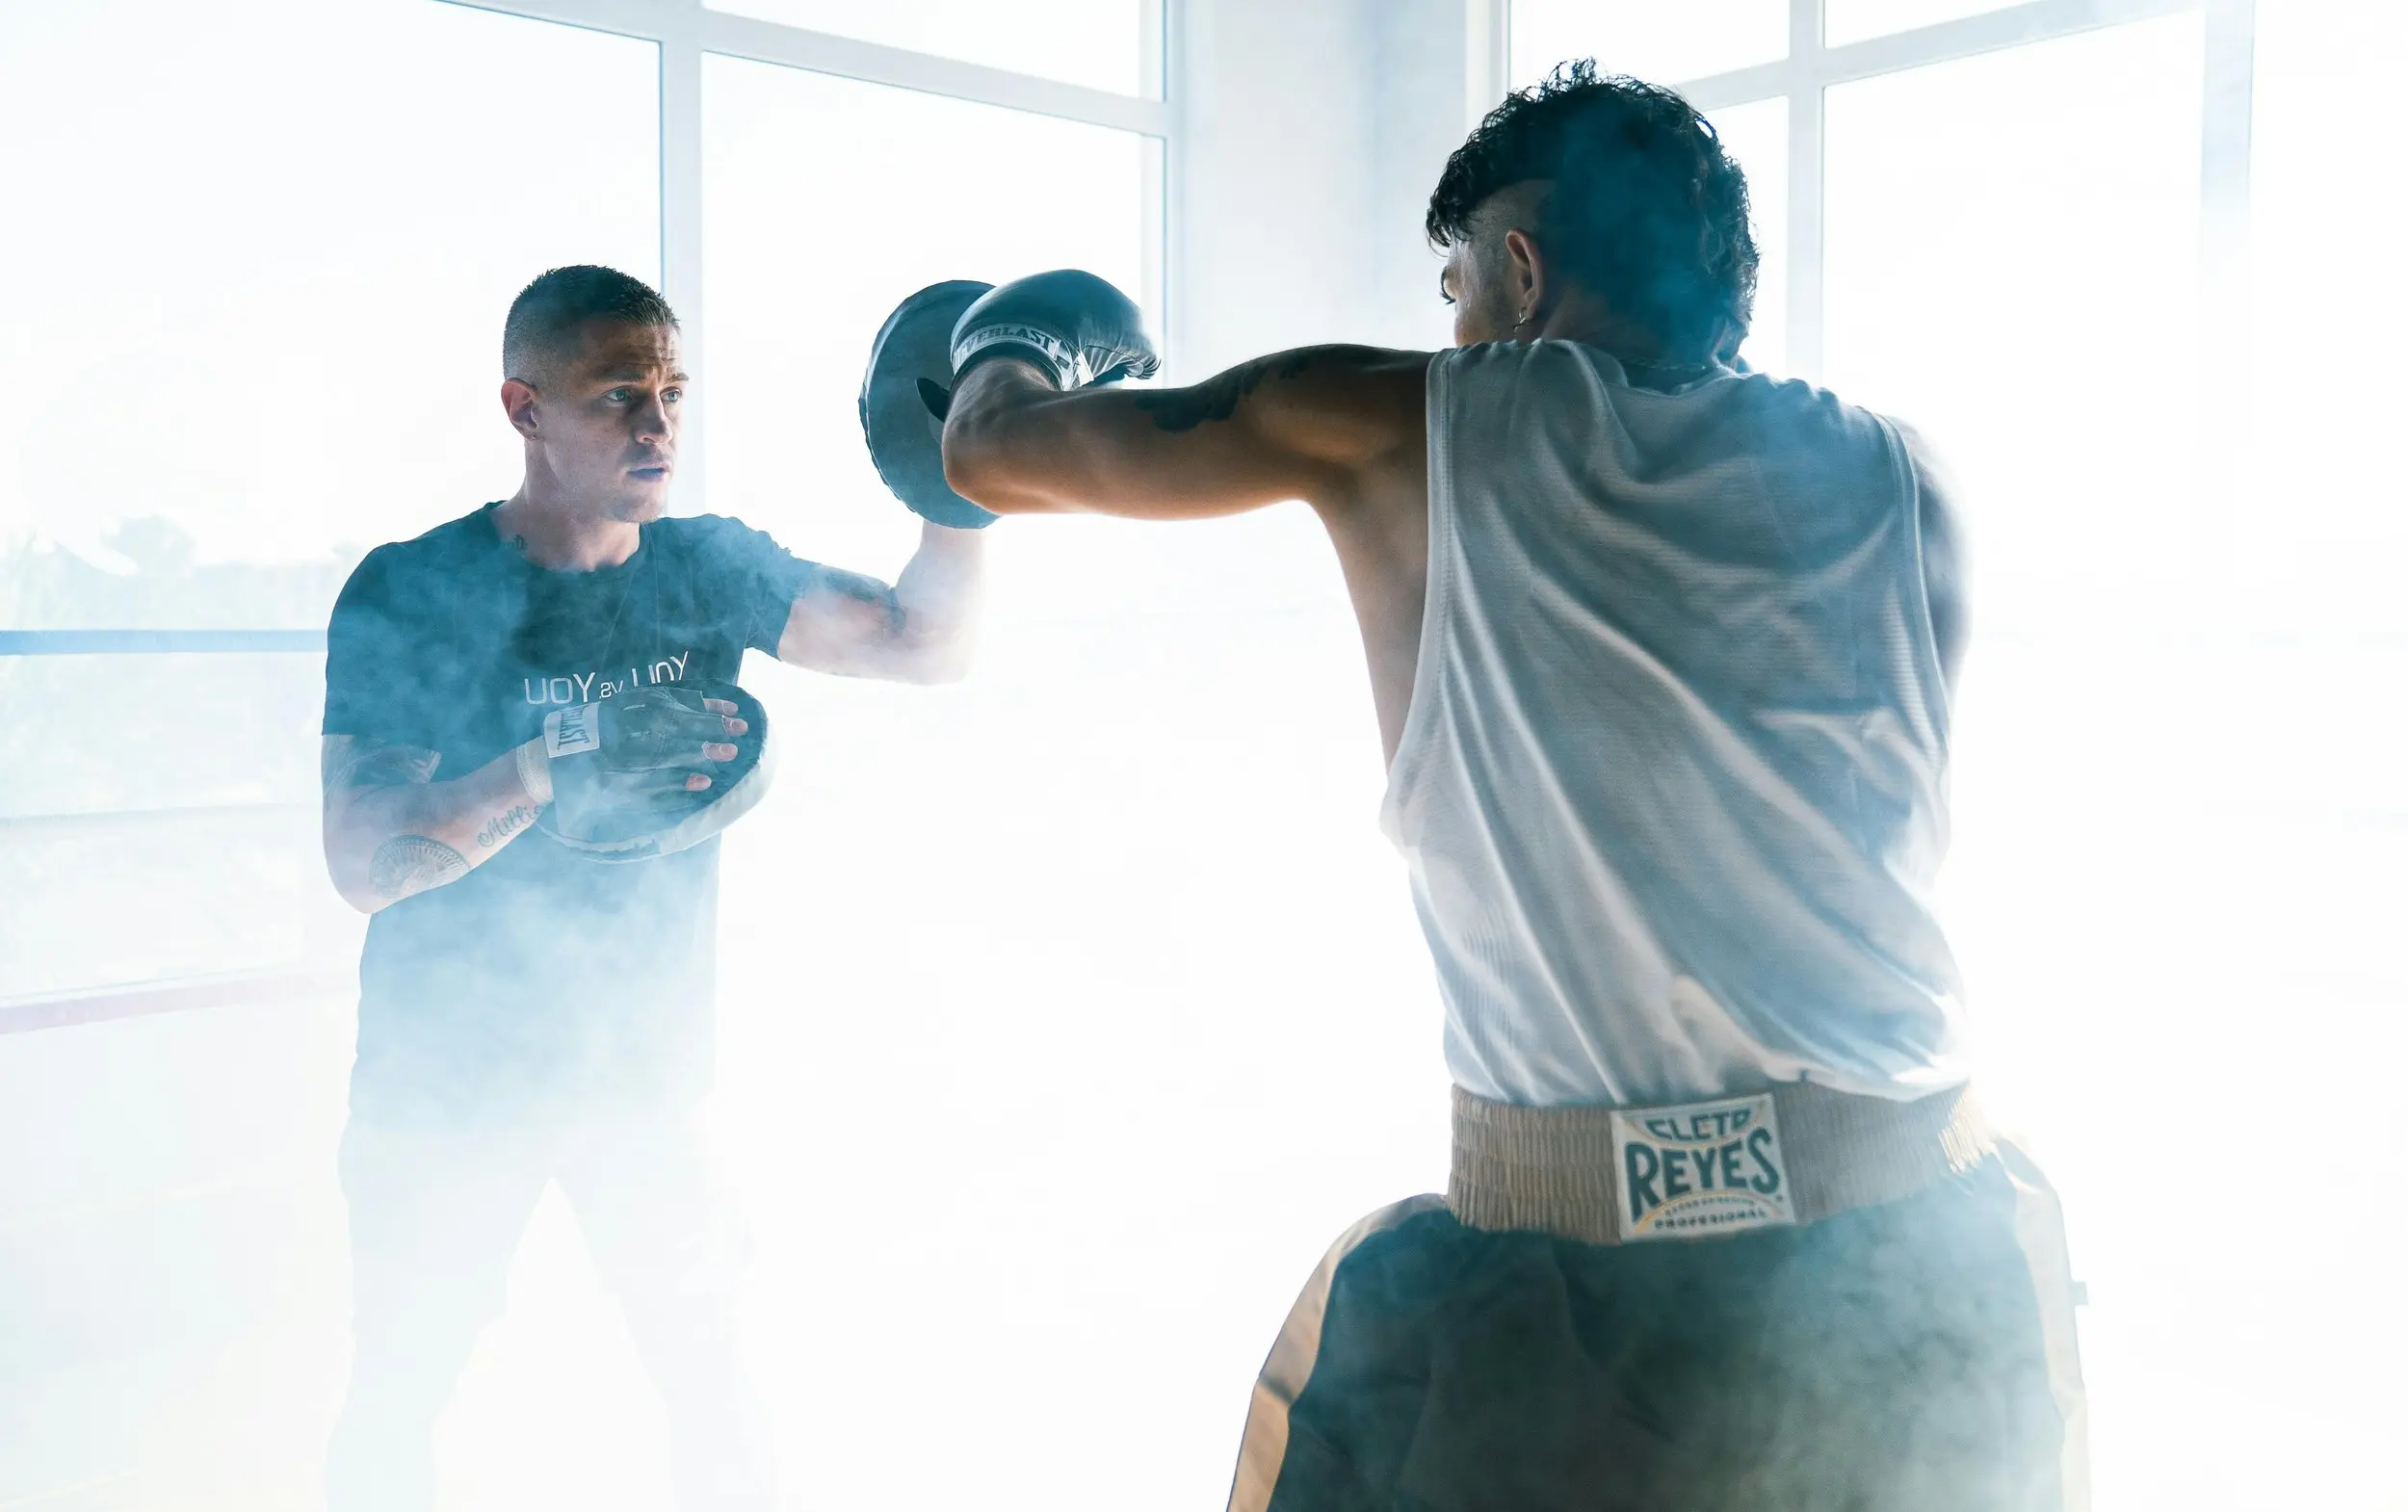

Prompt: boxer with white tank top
[930,59,2085,1512]
[1394,338,1967,1110]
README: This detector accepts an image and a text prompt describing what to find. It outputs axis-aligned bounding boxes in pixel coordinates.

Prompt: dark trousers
[325,1108,775,1511]
[1232,1147,2085,1512]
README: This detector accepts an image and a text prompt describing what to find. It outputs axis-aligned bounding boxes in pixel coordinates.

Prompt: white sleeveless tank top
[1382,341,1969,1108]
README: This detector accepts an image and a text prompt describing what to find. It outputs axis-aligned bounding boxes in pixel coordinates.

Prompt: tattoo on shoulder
[368,835,468,900]
[814,566,904,634]
[1135,351,1318,433]
[324,737,440,793]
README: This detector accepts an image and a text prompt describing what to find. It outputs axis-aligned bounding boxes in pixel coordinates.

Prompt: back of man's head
[1427,62,1759,362]
[503,265,680,385]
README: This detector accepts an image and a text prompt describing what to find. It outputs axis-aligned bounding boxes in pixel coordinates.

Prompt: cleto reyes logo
[1610,1093,1797,1241]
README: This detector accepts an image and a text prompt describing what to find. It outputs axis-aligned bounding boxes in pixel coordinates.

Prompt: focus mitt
[859,279,999,530]
[537,680,775,863]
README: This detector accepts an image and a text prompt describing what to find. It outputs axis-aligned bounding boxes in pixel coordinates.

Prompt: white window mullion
[1678,0,2206,109]
[1469,0,1508,128]
[1787,0,1827,381]
[438,0,1168,136]
[2196,0,2256,578]
[660,0,707,514]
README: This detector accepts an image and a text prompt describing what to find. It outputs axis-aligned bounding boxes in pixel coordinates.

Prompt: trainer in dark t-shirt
[323,502,821,1126]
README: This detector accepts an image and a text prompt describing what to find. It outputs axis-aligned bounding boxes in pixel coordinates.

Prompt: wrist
[513,736,553,806]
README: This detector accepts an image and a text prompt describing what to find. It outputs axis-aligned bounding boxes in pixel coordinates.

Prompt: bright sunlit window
[1509,0,1790,88]
[705,0,1162,96]
[0,0,659,1003]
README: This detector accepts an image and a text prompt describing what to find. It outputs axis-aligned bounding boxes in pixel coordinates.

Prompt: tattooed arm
[773,519,983,683]
[320,735,549,914]
[940,346,1431,523]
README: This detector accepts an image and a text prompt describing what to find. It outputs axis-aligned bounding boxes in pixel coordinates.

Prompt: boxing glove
[949,270,1160,392]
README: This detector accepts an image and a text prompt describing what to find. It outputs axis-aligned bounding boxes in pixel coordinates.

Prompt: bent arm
[940,345,1431,521]
[774,521,984,684]
[320,736,547,914]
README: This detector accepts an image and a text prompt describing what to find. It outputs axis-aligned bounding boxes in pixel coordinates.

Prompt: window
[1509,0,1789,90]
[1824,0,2021,47]
[1706,96,1791,376]
[0,0,1172,1015]
[1821,14,2206,611]
[0,0,660,633]
[701,59,1155,613]
[0,0,660,1002]
[706,0,1161,97]
[3,4,1186,1504]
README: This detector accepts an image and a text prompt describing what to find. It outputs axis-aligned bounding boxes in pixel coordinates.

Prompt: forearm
[942,347,1428,521]
[325,741,545,913]
[943,361,1280,518]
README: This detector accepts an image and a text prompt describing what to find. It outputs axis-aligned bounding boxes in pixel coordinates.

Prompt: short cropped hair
[1426,61,1759,360]
[503,265,680,382]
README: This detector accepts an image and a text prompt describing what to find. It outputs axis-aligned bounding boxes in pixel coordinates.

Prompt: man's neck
[1535,300,1713,376]
[494,486,641,571]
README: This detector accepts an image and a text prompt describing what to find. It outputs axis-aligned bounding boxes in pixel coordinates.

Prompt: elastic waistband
[1448,1081,1995,1245]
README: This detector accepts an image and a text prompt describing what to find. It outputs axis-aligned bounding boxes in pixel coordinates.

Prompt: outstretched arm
[940,345,1431,522]
[774,520,984,683]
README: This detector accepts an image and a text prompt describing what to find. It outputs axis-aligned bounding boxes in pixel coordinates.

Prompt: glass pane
[1824,16,2203,613]
[2222,29,2408,1507]
[708,0,1160,97]
[0,650,357,1000]
[2248,0,2408,632]
[1707,97,1789,375]
[703,57,1152,623]
[0,0,660,632]
[1826,0,2017,47]
[1510,0,1787,90]
[1823,19,2320,1509]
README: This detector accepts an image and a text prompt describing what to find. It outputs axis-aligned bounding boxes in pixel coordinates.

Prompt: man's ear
[501,378,540,440]
[1502,226,1547,333]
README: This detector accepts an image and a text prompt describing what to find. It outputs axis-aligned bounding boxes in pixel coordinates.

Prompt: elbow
[941,405,1044,516]
[322,832,390,917]
[900,629,978,686]
[940,419,1004,511]
[329,867,386,917]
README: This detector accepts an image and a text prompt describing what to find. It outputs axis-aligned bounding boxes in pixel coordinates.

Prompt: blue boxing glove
[949,270,1160,392]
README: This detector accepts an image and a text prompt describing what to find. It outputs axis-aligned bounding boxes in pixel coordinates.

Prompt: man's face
[1438,191,1542,347]
[516,319,686,522]
[1441,239,1514,346]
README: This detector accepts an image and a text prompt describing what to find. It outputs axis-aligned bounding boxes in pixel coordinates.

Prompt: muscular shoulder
[650,512,800,572]
[334,508,500,615]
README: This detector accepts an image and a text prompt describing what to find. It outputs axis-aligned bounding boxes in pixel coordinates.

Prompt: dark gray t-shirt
[322,503,818,1128]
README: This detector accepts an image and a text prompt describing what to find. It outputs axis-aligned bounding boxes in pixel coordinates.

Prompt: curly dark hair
[503,265,680,381]
[1426,61,1758,360]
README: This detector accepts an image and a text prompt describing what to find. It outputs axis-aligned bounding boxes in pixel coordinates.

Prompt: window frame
[0,0,1175,1027]
[0,0,1175,658]
[1487,0,2255,383]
